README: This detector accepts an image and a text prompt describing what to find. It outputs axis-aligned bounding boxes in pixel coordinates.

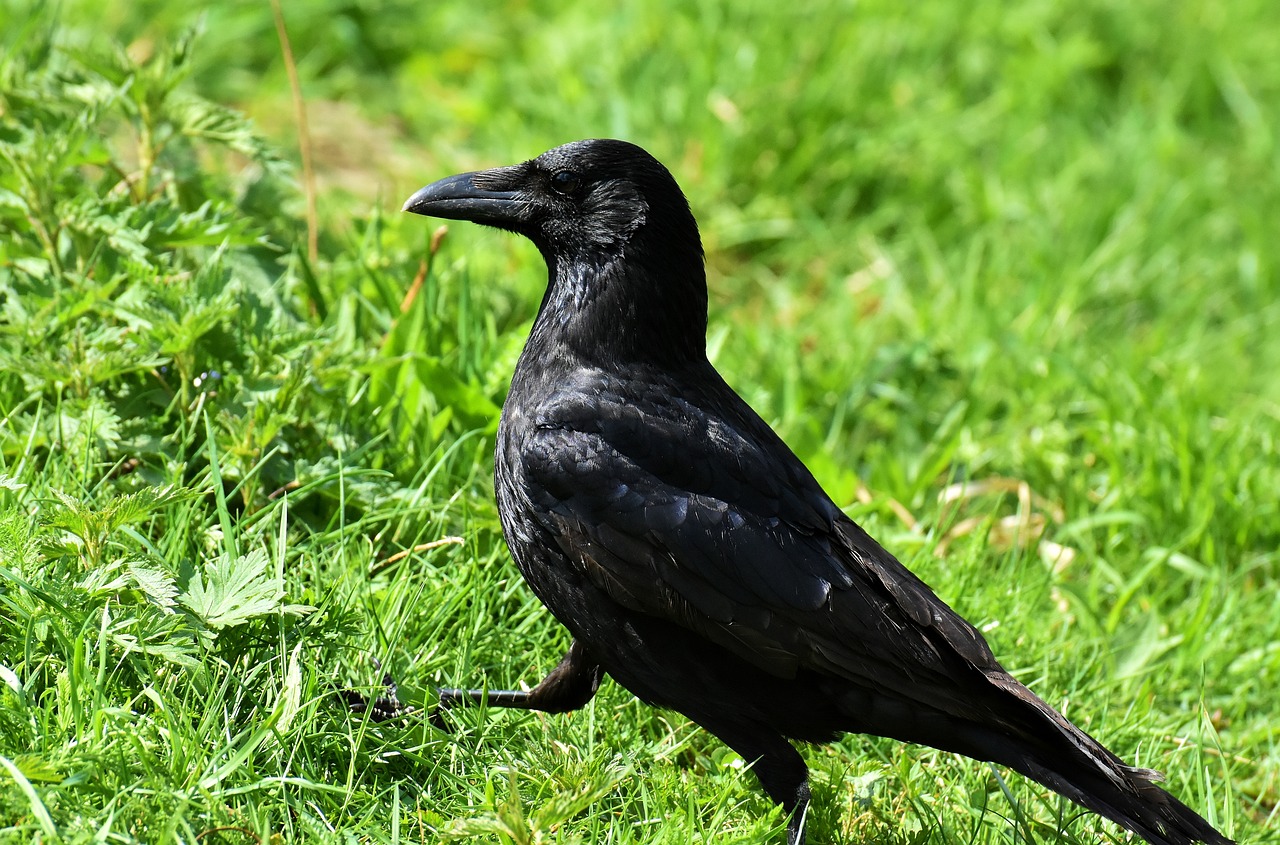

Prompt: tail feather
[977,673,1233,845]
[1014,756,1232,845]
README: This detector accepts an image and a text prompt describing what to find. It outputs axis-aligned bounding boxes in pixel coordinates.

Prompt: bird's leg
[758,751,811,845]
[784,786,810,845]
[709,726,811,845]
[432,639,603,728]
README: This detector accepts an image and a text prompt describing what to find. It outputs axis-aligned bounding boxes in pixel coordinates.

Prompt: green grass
[1,0,1277,842]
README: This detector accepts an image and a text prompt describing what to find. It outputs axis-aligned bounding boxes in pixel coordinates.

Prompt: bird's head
[404,139,708,366]
[404,138,701,268]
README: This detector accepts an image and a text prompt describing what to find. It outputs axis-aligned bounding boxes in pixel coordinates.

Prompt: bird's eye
[550,169,582,195]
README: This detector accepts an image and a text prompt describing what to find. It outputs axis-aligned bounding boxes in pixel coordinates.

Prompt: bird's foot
[337,672,410,723]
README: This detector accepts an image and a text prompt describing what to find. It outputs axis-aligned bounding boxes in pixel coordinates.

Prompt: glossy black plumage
[403,139,1232,845]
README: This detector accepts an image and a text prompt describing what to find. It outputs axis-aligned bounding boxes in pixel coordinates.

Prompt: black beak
[402,168,523,227]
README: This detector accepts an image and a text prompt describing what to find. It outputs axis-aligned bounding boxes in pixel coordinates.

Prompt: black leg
[432,639,604,727]
[708,724,811,845]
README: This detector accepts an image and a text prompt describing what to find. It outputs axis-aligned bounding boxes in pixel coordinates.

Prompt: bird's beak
[402,168,523,227]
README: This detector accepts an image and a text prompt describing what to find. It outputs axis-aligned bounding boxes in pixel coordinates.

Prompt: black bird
[402,139,1232,845]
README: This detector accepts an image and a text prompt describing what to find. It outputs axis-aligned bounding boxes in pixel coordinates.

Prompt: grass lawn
[1,0,1276,842]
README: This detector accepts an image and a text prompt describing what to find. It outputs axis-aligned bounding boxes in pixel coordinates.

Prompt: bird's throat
[532,249,709,370]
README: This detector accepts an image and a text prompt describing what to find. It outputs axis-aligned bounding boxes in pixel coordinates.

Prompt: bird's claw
[337,673,409,723]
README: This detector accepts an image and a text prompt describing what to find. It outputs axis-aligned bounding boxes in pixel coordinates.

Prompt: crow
[402,139,1232,845]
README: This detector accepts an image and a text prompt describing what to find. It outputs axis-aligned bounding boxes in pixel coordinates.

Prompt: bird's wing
[520,380,1001,710]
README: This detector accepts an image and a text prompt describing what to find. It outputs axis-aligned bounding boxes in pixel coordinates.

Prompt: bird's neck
[528,244,709,371]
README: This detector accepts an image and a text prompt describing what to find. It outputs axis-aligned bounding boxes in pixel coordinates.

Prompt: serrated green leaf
[127,560,178,610]
[105,485,192,527]
[181,547,278,628]
[107,629,200,669]
[180,547,308,630]
[169,93,284,170]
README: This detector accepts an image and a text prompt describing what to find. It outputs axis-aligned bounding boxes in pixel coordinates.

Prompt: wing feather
[522,387,1000,702]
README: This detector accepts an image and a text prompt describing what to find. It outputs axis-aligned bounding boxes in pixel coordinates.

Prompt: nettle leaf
[58,393,123,454]
[149,201,265,249]
[100,602,201,669]
[48,485,191,536]
[0,505,39,573]
[168,93,285,171]
[76,555,180,612]
[9,323,167,393]
[127,560,178,611]
[115,244,239,354]
[104,485,193,527]
[46,488,91,539]
[108,631,201,669]
[57,194,154,266]
[76,558,130,594]
[46,485,196,566]
[180,547,312,630]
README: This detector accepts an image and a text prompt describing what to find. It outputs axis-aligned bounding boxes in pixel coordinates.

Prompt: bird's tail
[975,673,1233,845]
[1011,754,1230,845]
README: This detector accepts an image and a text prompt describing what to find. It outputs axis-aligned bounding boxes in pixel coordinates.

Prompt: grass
[0,0,1276,842]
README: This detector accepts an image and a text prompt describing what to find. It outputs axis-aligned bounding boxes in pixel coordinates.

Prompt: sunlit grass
[0,0,1276,842]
